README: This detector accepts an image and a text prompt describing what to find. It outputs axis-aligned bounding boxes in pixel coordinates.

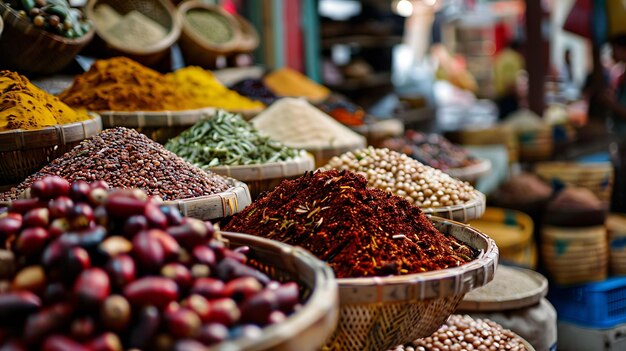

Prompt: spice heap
[166,110,301,168]
[263,68,330,102]
[250,98,365,150]
[323,147,476,208]
[382,131,478,171]
[492,172,552,205]
[229,78,278,106]
[5,0,90,38]
[315,99,365,126]
[0,176,303,349]
[0,70,90,132]
[92,5,167,48]
[185,8,235,44]
[58,57,264,112]
[389,315,527,351]
[0,128,231,201]
[223,169,477,278]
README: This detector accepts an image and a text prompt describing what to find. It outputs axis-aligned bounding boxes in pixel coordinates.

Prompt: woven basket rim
[231,11,259,52]
[212,232,338,351]
[444,157,492,181]
[98,107,264,128]
[0,2,95,45]
[469,206,534,245]
[177,0,243,53]
[85,0,182,55]
[420,189,486,221]
[336,216,499,300]
[208,151,315,181]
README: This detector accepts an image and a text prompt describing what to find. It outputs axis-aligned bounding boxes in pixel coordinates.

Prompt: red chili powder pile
[223,169,477,278]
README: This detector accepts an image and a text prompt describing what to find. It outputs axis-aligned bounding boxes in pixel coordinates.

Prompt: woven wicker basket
[0,3,94,74]
[231,12,259,53]
[324,216,499,351]
[85,0,181,66]
[350,118,404,148]
[209,152,315,199]
[99,108,262,143]
[445,158,492,185]
[607,214,626,275]
[216,232,338,351]
[0,114,102,186]
[177,1,242,68]
[534,161,614,205]
[420,189,486,223]
[164,179,252,220]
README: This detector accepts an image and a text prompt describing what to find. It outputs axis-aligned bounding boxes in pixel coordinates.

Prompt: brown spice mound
[1,127,231,201]
[223,169,477,278]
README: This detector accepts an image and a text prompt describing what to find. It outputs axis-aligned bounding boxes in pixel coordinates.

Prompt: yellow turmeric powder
[59,57,264,112]
[0,71,90,132]
[263,67,330,102]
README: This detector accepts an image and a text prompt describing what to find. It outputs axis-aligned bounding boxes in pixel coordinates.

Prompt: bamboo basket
[542,225,608,285]
[177,1,242,68]
[448,126,519,165]
[517,127,554,162]
[534,161,614,205]
[0,3,95,74]
[324,216,499,351]
[99,108,262,143]
[0,114,102,185]
[210,232,338,351]
[420,189,486,223]
[209,152,315,199]
[164,179,252,220]
[231,12,259,53]
[85,0,182,67]
[350,118,404,148]
[607,214,626,276]
[445,158,492,185]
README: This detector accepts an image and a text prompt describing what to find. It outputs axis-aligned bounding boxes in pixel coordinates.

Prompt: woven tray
[420,189,486,223]
[0,114,102,185]
[164,179,252,220]
[209,152,315,199]
[445,158,492,184]
[325,216,499,351]
[214,231,338,351]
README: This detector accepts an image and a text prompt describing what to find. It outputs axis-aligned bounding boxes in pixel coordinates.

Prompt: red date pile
[0,176,301,351]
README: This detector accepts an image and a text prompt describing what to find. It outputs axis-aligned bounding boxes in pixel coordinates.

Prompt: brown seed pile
[389,315,528,351]
[323,147,476,208]
[0,128,231,201]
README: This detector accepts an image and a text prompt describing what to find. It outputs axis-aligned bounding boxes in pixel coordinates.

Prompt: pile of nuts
[388,315,528,351]
[0,176,302,350]
[323,147,476,208]
[1,128,232,201]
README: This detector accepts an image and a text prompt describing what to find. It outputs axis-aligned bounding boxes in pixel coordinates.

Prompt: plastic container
[557,320,626,351]
[548,276,626,328]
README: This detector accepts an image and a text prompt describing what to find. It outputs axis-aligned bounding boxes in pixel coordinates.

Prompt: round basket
[350,118,404,148]
[0,114,102,186]
[85,0,182,67]
[325,216,499,351]
[420,189,486,223]
[209,152,315,199]
[164,179,252,220]
[445,157,492,185]
[98,108,262,143]
[0,3,95,75]
[216,232,338,351]
[231,12,259,53]
[607,214,626,275]
[534,161,614,206]
[447,126,519,164]
[177,1,242,68]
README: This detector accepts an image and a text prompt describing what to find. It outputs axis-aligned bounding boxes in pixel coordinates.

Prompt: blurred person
[601,34,626,137]
[494,40,525,119]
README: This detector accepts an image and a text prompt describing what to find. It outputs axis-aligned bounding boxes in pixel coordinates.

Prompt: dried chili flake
[223,169,477,278]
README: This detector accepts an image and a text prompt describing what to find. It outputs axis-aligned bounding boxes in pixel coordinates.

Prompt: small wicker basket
[325,216,499,351]
[231,12,259,54]
[216,232,339,351]
[0,3,94,74]
[0,114,102,186]
[164,179,252,220]
[534,161,614,206]
[420,189,486,223]
[445,158,492,185]
[85,0,182,67]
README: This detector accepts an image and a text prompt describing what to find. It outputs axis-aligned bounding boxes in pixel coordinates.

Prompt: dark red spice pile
[223,169,477,278]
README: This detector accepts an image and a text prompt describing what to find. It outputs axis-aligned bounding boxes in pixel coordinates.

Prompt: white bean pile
[388,315,528,351]
[324,147,476,208]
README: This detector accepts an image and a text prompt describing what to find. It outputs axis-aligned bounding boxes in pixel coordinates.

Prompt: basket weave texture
[324,216,499,351]
[534,161,614,205]
[0,3,94,74]
[164,179,252,220]
[420,189,486,223]
[0,114,102,185]
[216,232,339,351]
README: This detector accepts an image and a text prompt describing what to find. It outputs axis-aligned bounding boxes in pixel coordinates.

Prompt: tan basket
[607,214,626,275]
[177,1,242,68]
[85,0,182,67]
[231,12,259,53]
[534,161,614,205]
[165,179,252,220]
[209,152,315,199]
[542,225,608,285]
[214,232,339,351]
[350,118,404,148]
[0,114,102,185]
[445,158,492,185]
[324,216,499,351]
[420,189,486,223]
[451,126,519,164]
[0,3,95,74]
[99,108,261,143]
